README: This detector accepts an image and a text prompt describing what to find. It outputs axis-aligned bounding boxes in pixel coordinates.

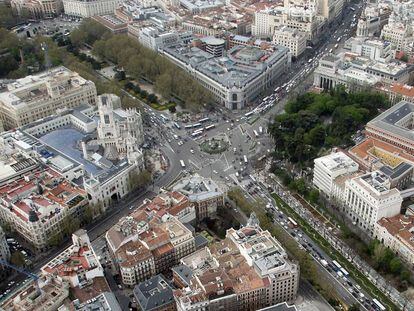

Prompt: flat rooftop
[367,101,414,142]
[163,44,288,88]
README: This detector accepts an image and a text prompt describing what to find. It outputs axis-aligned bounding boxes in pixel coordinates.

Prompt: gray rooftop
[379,162,413,180]
[133,275,175,311]
[258,302,298,311]
[172,264,193,287]
[367,101,414,142]
[163,44,289,89]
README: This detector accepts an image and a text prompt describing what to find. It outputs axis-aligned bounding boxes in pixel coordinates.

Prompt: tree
[114,70,125,81]
[62,215,80,237]
[308,189,320,204]
[47,232,63,248]
[348,304,360,311]
[10,251,25,267]
[128,169,152,191]
[389,257,402,274]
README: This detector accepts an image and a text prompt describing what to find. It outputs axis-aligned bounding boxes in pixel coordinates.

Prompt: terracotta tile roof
[377,214,414,250]
[116,240,153,268]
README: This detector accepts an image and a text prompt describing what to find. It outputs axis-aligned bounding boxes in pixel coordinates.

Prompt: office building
[1,93,145,211]
[313,151,359,198]
[366,101,414,156]
[63,0,122,17]
[171,174,224,220]
[374,214,414,269]
[11,0,62,19]
[173,217,299,310]
[138,27,193,51]
[343,171,402,235]
[273,26,307,57]
[0,67,96,131]
[347,37,395,63]
[160,43,290,109]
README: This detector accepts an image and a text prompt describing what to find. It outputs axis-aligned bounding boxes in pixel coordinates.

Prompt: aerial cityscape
[0,0,413,309]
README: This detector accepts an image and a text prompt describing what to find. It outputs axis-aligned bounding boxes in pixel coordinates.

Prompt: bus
[243,155,248,164]
[174,122,181,129]
[372,299,386,311]
[287,217,298,228]
[192,123,202,128]
[199,117,210,123]
[340,268,349,277]
[184,125,193,129]
[253,130,259,137]
[245,111,254,118]
[205,124,215,131]
[160,115,169,122]
[180,160,186,168]
[274,87,281,93]
[332,260,342,271]
[191,130,203,138]
[249,174,256,183]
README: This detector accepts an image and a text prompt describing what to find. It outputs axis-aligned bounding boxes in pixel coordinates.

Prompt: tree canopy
[268,87,389,166]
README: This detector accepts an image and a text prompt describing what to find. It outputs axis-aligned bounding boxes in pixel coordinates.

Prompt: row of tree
[70,19,213,111]
[268,87,389,166]
[227,188,343,308]
[368,239,412,291]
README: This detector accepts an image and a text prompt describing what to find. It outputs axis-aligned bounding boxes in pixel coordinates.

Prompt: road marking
[189,159,200,170]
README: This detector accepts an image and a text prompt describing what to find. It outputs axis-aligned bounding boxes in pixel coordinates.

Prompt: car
[190,149,194,154]
[118,284,123,289]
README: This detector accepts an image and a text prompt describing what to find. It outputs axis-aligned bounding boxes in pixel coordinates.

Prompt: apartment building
[41,229,104,288]
[63,0,122,17]
[313,151,359,198]
[173,218,299,310]
[273,26,307,57]
[1,275,69,311]
[366,101,414,156]
[134,275,176,311]
[381,20,413,52]
[374,214,414,269]
[343,171,402,235]
[0,226,10,280]
[0,165,88,251]
[375,83,414,105]
[141,191,196,224]
[347,37,395,63]
[161,43,290,109]
[171,174,224,220]
[106,209,195,287]
[0,67,96,131]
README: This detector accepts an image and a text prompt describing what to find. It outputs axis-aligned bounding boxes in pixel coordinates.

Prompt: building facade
[273,26,307,57]
[173,217,299,310]
[161,43,291,109]
[0,67,96,130]
[63,0,122,17]
[343,172,402,235]
[313,151,359,198]
[106,209,196,287]
[374,214,414,269]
